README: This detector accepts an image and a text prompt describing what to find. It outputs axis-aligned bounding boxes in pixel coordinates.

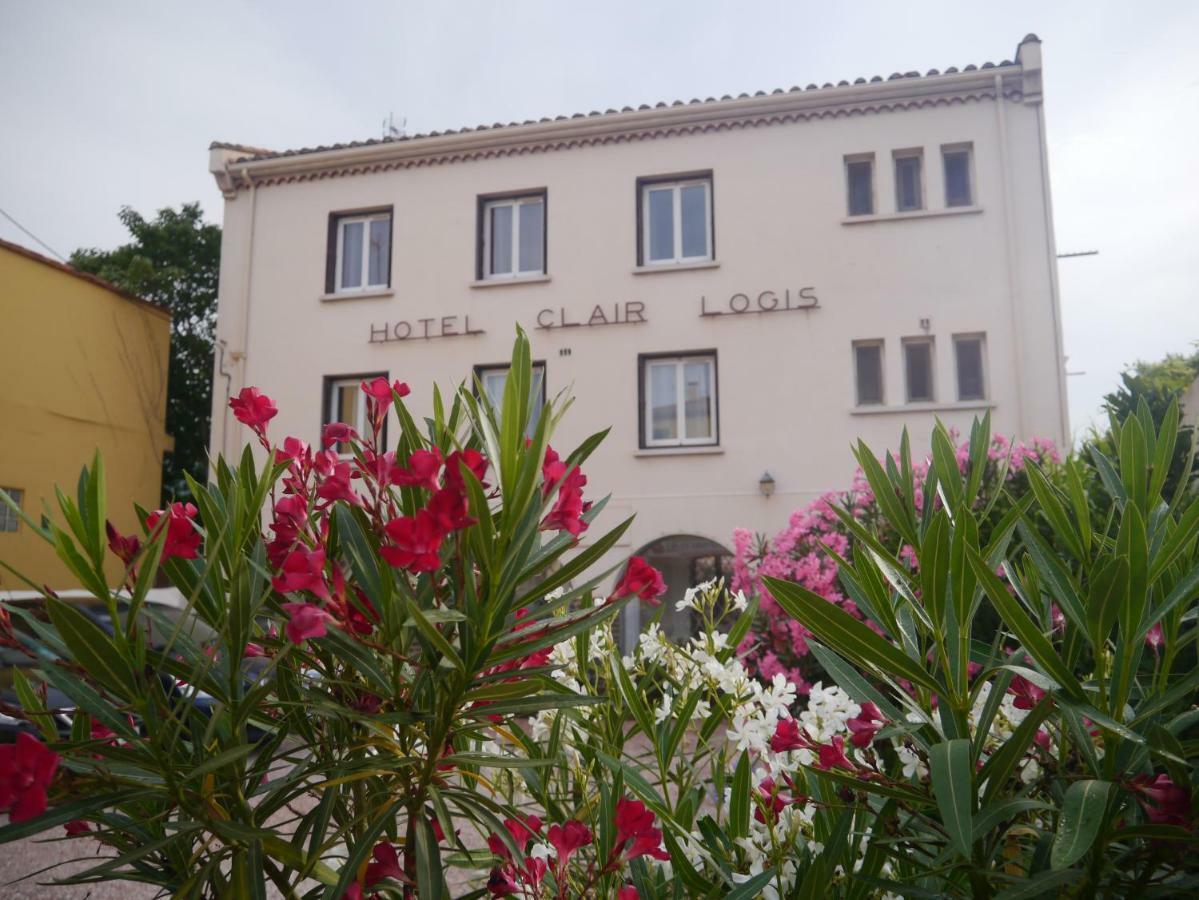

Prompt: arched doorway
[617,534,734,652]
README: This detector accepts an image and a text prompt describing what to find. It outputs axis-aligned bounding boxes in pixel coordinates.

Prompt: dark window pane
[895,156,923,211]
[368,217,390,285]
[489,205,513,275]
[340,220,364,289]
[680,184,708,258]
[905,342,934,402]
[647,188,674,262]
[847,160,873,215]
[518,200,544,273]
[0,487,21,532]
[944,151,972,207]
[855,344,883,405]
[956,338,985,400]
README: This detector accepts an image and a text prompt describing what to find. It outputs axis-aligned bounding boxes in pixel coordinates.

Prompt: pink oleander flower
[281,602,332,645]
[145,502,201,560]
[275,436,310,465]
[1146,622,1164,654]
[611,557,666,606]
[0,732,59,822]
[229,386,277,434]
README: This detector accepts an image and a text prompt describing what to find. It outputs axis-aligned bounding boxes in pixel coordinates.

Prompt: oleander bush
[1,329,1197,899]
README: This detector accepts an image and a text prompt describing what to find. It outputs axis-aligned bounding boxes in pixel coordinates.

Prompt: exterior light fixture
[758,471,776,498]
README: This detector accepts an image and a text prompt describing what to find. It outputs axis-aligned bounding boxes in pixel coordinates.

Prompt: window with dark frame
[637,174,713,266]
[853,341,884,406]
[845,156,875,216]
[322,373,387,452]
[325,209,392,295]
[894,151,924,212]
[954,334,987,401]
[639,353,718,448]
[903,338,935,403]
[478,192,547,280]
[943,145,974,207]
[0,487,22,533]
[474,363,547,437]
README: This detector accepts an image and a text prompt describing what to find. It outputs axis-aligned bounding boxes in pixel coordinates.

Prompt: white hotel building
[208,35,1067,644]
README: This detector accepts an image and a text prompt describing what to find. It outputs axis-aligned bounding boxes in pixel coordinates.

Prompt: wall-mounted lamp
[758,471,776,498]
[919,317,931,333]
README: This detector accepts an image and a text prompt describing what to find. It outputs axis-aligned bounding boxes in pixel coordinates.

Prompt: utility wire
[0,206,67,262]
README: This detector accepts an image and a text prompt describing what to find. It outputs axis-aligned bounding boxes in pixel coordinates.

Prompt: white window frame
[0,487,22,533]
[481,194,545,280]
[942,143,975,208]
[902,337,936,403]
[893,149,925,213]
[334,211,391,294]
[642,354,718,448]
[640,177,713,266]
[852,340,885,406]
[953,333,988,401]
[326,376,370,453]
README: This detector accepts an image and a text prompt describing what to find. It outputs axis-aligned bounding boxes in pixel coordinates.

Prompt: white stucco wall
[208,37,1066,631]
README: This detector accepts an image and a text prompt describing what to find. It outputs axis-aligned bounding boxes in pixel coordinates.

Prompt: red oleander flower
[541,445,567,495]
[613,797,669,861]
[1130,774,1192,827]
[381,511,445,573]
[281,602,333,645]
[64,819,91,836]
[770,717,808,753]
[275,436,311,465]
[365,841,403,886]
[547,819,592,868]
[814,735,854,771]
[105,520,142,570]
[394,449,444,491]
[426,487,476,532]
[1146,622,1164,653]
[272,547,331,601]
[229,387,277,434]
[487,869,518,896]
[611,557,666,606]
[445,449,489,493]
[618,887,639,900]
[316,462,362,507]
[0,732,59,822]
[846,701,887,748]
[145,502,201,560]
[1008,675,1046,710]
[541,465,590,537]
[244,642,265,658]
[322,422,359,449]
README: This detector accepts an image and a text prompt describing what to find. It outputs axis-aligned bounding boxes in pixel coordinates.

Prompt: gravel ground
[0,831,160,899]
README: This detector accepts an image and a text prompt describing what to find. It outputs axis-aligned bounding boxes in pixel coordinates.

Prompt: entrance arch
[618,534,734,652]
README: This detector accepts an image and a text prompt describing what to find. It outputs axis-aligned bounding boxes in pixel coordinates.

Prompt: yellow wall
[0,244,171,590]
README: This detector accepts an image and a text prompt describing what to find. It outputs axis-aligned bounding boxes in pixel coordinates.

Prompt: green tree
[71,204,220,502]
[1095,348,1199,502]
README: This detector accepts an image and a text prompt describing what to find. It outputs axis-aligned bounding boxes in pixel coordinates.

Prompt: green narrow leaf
[729,751,750,840]
[47,597,137,697]
[1050,780,1112,869]
[928,738,973,859]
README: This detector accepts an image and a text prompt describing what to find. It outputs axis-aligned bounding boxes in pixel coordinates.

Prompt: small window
[853,341,884,406]
[903,338,935,403]
[640,353,718,447]
[954,334,987,400]
[638,175,713,266]
[894,151,924,212]
[480,193,546,279]
[845,156,875,216]
[943,145,974,207]
[0,487,22,533]
[326,209,392,294]
[323,373,386,452]
[475,363,547,436]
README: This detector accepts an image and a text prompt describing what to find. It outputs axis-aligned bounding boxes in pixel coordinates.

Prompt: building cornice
[212,46,1039,195]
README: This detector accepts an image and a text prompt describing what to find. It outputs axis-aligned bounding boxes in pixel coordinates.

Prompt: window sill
[632,260,720,275]
[320,288,394,302]
[635,445,724,458]
[850,400,995,416]
[842,206,983,225]
[470,274,552,289]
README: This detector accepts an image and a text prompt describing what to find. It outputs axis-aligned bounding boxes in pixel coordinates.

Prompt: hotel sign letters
[700,287,819,317]
[536,301,647,331]
[369,315,484,343]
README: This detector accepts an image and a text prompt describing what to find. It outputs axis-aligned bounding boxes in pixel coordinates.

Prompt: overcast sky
[2,0,1196,440]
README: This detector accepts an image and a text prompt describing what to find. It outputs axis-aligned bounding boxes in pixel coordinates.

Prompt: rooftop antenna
[383,113,406,140]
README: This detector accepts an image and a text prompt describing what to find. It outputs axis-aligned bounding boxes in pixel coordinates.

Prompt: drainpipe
[994,73,1028,437]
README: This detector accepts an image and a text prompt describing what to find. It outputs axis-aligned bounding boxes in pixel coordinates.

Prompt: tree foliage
[70,203,220,503]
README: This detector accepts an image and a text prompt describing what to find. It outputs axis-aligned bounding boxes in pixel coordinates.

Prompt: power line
[0,206,67,262]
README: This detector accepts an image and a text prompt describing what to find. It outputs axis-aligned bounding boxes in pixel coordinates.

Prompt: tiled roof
[210,39,1033,165]
[0,237,170,318]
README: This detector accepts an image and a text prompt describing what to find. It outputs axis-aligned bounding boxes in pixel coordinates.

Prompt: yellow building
[0,237,171,590]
